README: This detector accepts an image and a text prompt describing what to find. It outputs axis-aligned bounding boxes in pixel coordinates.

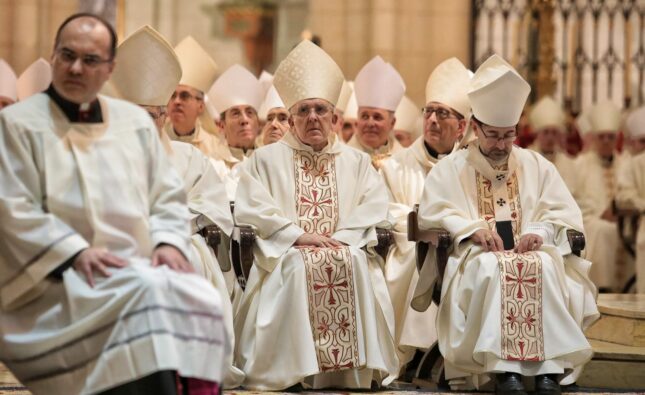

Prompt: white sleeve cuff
[524,222,555,245]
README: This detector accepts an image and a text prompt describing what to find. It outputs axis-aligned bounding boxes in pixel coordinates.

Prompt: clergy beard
[480,146,510,166]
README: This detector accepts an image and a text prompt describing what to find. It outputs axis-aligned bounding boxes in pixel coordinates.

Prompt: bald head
[55,13,117,59]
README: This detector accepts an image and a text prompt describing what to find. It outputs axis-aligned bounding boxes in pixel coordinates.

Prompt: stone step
[585,294,645,347]
[576,339,645,390]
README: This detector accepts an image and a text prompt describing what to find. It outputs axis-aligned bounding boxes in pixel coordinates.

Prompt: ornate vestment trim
[293,150,360,372]
[476,170,544,361]
[495,251,545,361]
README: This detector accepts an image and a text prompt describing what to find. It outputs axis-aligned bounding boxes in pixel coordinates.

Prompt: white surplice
[411,143,598,388]
[379,137,440,368]
[616,151,645,293]
[169,141,244,387]
[209,142,256,201]
[0,94,230,395]
[165,119,223,160]
[347,134,403,169]
[233,132,399,390]
[571,151,627,290]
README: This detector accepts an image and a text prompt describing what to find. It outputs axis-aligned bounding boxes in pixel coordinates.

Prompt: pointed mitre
[336,80,353,113]
[425,57,471,118]
[587,100,621,134]
[576,110,592,136]
[174,36,218,92]
[354,56,405,111]
[258,70,274,96]
[209,64,264,113]
[394,95,420,133]
[529,96,566,132]
[17,58,52,101]
[625,106,645,138]
[110,25,181,106]
[343,82,358,120]
[273,40,344,110]
[0,59,17,101]
[468,54,530,127]
[258,85,285,120]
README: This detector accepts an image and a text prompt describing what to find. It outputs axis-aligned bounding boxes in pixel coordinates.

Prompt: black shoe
[495,372,527,395]
[535,374,561,395]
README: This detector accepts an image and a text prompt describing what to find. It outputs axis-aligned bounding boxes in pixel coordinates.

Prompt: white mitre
[394,95,420,134]
[529,96,566,132]
[17,58,52,101]
[110,25,181,106]
[174,36,218,93]
[625,106,645,139]
[343,82,358,120]
[336,80,352,113]
[209,64,264,113]
[258,70,274,96]
[588,100,621,134]
[273,40,344,110]
[354,56,405,111]
[258,85,285,120]
[469,54,530,127]
[0,59,17,101]
[425,57,471,118]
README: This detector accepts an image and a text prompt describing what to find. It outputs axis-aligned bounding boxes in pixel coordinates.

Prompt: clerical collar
[46,84,102,123]
[599,153,614,167]
[174,128,196,137]
[423,141,450,159]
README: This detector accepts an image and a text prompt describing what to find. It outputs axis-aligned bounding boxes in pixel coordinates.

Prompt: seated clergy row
[0,16,602,395]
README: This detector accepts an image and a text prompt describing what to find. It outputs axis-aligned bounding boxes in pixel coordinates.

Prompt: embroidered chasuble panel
[475,170,545,361]
[293,150,360,372]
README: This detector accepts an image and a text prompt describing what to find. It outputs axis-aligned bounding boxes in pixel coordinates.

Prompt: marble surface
[597,294,645,319]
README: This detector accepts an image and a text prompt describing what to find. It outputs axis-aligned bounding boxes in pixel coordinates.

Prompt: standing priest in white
[0,14,229,395]
[411,55,598,395]
[233,40,399,391]
[380,57,471,371]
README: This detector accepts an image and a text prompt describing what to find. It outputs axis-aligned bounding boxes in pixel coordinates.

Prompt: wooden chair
[197,224,226,269]
[407,204,586,384]
[615,205,642,292]
[231,222,394,289]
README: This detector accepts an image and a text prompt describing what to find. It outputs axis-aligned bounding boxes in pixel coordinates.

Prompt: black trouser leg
[97,370,178,395]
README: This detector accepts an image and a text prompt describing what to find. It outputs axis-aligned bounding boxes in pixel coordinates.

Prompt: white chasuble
[169,141,244,388]
[411,143,598,388]
[571,151,627,290]
[379,136,440,368]
[0,94,230,395]
[233,132,399,390]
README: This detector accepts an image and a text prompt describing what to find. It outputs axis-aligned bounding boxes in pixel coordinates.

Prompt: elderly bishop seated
[411,55,599,395]
[233,40,399,391]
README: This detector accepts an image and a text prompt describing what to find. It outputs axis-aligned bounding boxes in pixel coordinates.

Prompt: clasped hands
[73,244,193,287]
[293,233,346,248]
[471,229,542,253]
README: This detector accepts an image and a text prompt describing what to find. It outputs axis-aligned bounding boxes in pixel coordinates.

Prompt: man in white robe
[164,36,222,158]
[412,55,598,395]
[527,96,576,189]
[108,25,244,388]
[0,15,230,395]
[380,57,471,371]
[0,58,17,109]
[233,40,399,391]
[571,100,627,291]
[209,64,264,201]
[616,107,645,293]
[392,95,420,148]
[257,85,289,146]
[347,56,405,168]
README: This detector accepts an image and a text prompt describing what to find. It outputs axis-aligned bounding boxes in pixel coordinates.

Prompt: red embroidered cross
[505,260,537,299]
[300,189,333,217]
[313,265,349,305]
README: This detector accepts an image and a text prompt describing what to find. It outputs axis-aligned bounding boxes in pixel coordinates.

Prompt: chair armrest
[197,224,229,272]
[374,227,394,261]
[566,229,585,257]
[231,225,256,286]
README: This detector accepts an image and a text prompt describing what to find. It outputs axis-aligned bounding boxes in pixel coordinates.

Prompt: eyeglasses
[291,103,332,118]
[480,129,517,143]
[170,91,203,102]
[422,106,458,120]
[55,48,112,68]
